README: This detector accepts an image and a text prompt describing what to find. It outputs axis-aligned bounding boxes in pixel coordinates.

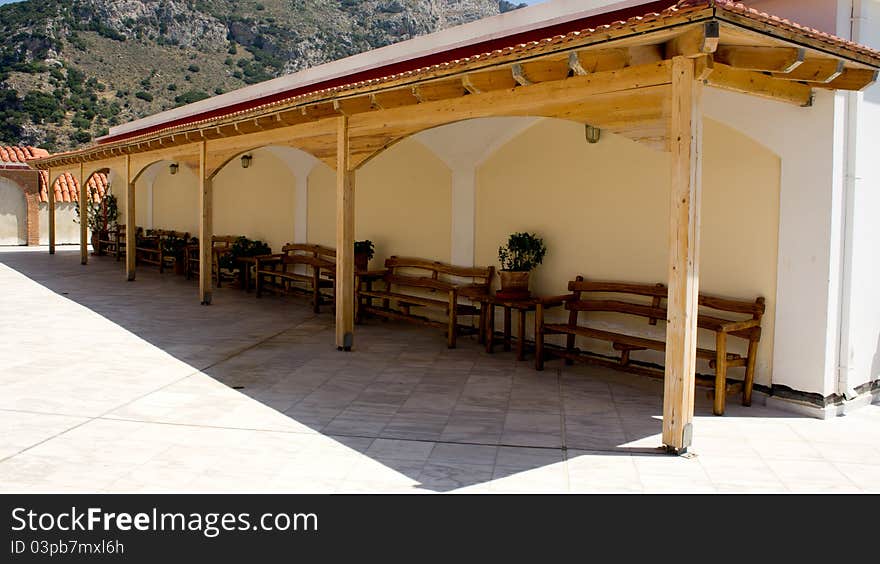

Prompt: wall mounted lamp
[169,162,179,175]
[241,154,253,169]
[585,124,601,144]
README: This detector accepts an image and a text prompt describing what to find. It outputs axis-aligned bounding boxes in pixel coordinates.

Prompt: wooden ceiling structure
[28,1,880,453]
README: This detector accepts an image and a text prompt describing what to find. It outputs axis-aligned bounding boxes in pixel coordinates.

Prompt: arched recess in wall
[0,176,27,245]
[135,160,199,236]
[210,145,324,253]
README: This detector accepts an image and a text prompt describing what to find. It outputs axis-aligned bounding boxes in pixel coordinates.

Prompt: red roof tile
[0,145,50,164]
[37,171,108,204]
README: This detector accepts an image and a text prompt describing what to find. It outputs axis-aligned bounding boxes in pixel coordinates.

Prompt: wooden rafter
[705,63,813,106]
[715,45,805,73]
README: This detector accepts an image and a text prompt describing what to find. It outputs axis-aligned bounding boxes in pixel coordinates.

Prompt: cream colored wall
[38,203,80,245]
[213,148,296,253]
[144,164,199,236]
[476,118,780,386]
[308,137,452,269]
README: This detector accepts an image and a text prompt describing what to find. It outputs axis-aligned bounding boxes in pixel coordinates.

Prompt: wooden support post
[48,167,56,255]
[79,164,88,265]
[662,56,703,454]
[198,141,213,305]
[125,155,136,281]
[335,115,355,350]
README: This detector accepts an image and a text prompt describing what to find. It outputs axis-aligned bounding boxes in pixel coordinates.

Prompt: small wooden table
[481,295,540,361]
[236,256,258,292]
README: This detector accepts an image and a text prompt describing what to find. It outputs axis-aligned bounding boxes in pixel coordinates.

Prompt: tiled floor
[1,247,878,493]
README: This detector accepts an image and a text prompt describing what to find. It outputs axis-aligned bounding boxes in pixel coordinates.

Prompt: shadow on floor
[0,248,795,492]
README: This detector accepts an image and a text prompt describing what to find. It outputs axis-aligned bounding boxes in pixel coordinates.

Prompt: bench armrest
[718,318,761,333]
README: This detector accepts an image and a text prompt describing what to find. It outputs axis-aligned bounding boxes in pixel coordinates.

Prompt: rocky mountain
[0,0,526,151]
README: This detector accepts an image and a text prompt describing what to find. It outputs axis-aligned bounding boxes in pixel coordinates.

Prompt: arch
[0,176,28,245]
[210,145,323,252]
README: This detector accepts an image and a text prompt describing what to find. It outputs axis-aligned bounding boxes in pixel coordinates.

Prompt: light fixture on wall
[585,124,601,144]
[169,162,179,175]
[241,154,253,169]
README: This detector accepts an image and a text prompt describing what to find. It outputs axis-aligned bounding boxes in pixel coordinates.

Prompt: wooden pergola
[29,1,880,453]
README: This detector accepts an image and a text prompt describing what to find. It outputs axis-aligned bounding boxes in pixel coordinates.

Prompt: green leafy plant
[161,233,189,261]
[498,232,547,272]
[73,190,118,232]
[219,236,271,270]
[354,240,375,261]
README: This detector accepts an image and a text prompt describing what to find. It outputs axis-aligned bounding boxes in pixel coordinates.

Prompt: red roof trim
[99,0,675,145]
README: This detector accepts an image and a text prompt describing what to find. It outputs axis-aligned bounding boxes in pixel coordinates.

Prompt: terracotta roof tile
[37,171,108,204]
[0,145,50,164]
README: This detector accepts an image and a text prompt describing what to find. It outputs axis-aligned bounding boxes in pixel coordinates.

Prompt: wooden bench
[184,235,238,286]
[535,276,765,415]
[357,256,493,348]
[98,225,127,261]
[255,244,336,313]
[136,230,189,273]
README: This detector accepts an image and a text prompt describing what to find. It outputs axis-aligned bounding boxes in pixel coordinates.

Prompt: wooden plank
[47,166,55,255]
[199,140,213,305]
[462,69,517,93]
[125,155,136,281]
[412,79,467,102]
[335,116,355,351]
[715,45,804,72]
[706,63,813,106]
[815,68,879,91]
[771,59,844,83]
[664,22,719,58]
[79,163,88,265]
[662,56,702,454]
[371,89,420,109]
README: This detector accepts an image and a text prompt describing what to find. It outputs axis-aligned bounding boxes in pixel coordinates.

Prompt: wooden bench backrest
[212,235,238,248]
[280,243,336,269]
[565,275,765,328]
[384,256,493,295]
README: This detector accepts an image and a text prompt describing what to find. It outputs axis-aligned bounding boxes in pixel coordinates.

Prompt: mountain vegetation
[0,0,525,151]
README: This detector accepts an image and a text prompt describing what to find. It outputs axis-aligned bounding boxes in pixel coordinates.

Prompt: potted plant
[497,232,547,299]
[354,240,375,272]
[161,233,189,275]
[221,236,272,287]
[74,190,118,255]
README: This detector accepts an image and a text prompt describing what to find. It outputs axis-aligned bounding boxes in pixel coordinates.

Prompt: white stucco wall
[38,203,81,245]
[0,177,27,245]
[838,0,880,392]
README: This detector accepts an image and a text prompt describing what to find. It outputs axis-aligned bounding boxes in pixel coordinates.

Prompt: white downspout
[837,0,863,400]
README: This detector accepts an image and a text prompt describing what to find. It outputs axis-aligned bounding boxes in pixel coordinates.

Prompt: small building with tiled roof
[20,1,880,445]
[1,146,110,245]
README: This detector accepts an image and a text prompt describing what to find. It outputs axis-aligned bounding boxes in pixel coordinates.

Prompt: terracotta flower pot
[91,231,105,255]
[497,270,531,300]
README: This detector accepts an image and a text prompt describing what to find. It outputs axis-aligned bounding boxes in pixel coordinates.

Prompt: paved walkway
[1,247,878,493]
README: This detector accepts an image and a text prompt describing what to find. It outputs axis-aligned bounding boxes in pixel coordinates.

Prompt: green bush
[135,91,153,102]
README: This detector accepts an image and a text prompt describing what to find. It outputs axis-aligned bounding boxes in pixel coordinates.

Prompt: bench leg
[485,303,496,354]
[535,304,545,371]
[312,271,321,314]
[743,337,759,407]
[516,308,527,361]
[255,271,262,298]
[447,291,457,349]
[714,332,728,416]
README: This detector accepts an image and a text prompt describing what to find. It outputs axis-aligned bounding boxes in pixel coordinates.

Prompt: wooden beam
[333,96,373,116]
[520,58,570,83]
[706,63,813,106]
[335,116,355,351]
[199,140,213,305]
[772,59,844,83]
[411,80,467,102]
[815,68,879,91]
[47,166,55,255]
[462,75,483,95]
[663,56,702,454]
[125,154,136,281]
[664,22,719,58]
[79,163,87,265]
[352,61,674,140]
[371,89,420,109]
[715,46,805,73]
